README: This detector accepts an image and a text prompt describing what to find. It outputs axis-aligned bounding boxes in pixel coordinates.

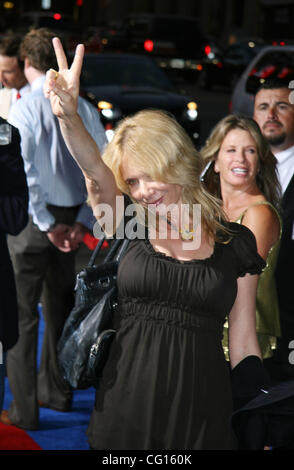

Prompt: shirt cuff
[32,210,56,232]
[75,203,95,231]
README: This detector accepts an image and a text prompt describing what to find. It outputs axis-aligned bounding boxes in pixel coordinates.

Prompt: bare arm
[241,204,280,260]
[228,273,262,369]
[44,38,121,211]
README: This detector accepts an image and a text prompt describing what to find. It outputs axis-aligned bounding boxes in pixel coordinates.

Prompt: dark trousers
[0,352,6,414]
[6,206,79,429]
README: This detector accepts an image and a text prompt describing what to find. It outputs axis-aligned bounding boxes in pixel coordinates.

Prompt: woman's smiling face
[121,158,182,211]
[214,128,260,189]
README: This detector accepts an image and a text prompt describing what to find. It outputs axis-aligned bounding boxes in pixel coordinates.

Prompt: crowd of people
[0,27,293,450]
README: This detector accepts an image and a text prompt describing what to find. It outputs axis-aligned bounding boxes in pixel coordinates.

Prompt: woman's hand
[44,37,84,119]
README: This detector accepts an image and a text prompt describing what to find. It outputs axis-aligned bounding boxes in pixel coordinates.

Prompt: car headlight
[98,100,113,119]
[97,100,121,120]
[101,108,114,119]
[185,101,198,120]
[98,100,112,109]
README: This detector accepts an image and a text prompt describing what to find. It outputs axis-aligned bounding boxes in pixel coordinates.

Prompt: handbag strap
[87,217,136,267]
[88,235,106,267]
[113,216,137,262]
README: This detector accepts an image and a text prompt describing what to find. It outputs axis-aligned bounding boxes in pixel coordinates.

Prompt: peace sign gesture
[44,37,84,119]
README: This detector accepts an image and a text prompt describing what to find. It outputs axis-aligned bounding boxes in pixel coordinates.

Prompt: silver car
[231,45,294,117]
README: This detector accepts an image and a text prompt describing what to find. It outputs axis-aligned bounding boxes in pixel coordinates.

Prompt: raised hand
[44,37,85,119]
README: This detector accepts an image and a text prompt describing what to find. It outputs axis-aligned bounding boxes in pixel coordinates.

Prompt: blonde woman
[201,114,282,361]
[44,39,267,450]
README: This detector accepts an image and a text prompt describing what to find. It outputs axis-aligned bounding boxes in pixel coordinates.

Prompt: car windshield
[21,15,74,32]
[245,50,294,94]
[225,45,257,62]
[153,18,205,41]
[125,16,205,41]
[80,56,173,90]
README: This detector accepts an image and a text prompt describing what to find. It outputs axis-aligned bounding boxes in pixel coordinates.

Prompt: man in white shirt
[254,78,294,382]
[0,33,30,119]
[0,28,107,430]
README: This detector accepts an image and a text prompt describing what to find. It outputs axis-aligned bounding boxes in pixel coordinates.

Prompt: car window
[21,15,74,32]
[225,45,255,62]
[245,50,294,94]
[124,16,205,42]
[81,58,173,90]
[152,18,205,41]
[127,19,150,35]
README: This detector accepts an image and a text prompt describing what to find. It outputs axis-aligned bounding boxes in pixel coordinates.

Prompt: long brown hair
[200,114,282,209]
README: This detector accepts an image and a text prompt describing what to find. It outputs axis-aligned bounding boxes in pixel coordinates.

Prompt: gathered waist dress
[87,222,265,450]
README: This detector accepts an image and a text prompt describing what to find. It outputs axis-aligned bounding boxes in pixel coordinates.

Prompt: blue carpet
[3,307,96,450]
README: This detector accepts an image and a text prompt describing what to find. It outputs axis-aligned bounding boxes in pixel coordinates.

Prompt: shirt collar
[31,75,46,92]
[274,144,294,163]
[19,82,30,94]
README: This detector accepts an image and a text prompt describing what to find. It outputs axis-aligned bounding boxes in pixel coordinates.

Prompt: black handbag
[57,232,131,390]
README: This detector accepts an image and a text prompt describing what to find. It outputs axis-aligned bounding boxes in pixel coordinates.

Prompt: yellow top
[223,201,282,359]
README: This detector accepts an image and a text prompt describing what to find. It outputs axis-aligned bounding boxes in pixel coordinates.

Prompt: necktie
[16,91,21,99]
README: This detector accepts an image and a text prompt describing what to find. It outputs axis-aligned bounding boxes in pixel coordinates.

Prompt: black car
[198,40,265,90]
[99,13,220,81]
[80,53,200,143]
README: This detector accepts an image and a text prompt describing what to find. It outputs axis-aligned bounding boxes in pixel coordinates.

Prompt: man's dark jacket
[0,117,28,352]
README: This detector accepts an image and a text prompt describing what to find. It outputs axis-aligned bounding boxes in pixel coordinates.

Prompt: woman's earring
[200,160,213,182]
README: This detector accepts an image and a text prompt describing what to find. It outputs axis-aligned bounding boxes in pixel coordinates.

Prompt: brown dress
[87,222,265,450]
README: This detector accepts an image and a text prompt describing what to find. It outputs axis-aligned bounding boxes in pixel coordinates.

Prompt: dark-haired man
[254,79,294,382]
[0,33,30,119]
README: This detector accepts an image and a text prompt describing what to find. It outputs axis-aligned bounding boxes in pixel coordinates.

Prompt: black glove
[230,355,271,410]
[230,356,272,449]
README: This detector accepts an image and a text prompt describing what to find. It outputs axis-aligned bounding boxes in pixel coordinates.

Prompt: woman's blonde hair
[102,109,230,240]
[200,114,282,209]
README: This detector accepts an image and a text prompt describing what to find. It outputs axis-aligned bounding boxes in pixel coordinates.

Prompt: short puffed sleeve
[228,223,266,277]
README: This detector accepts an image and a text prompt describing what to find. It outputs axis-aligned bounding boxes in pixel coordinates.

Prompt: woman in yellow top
[200,114,282,360]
